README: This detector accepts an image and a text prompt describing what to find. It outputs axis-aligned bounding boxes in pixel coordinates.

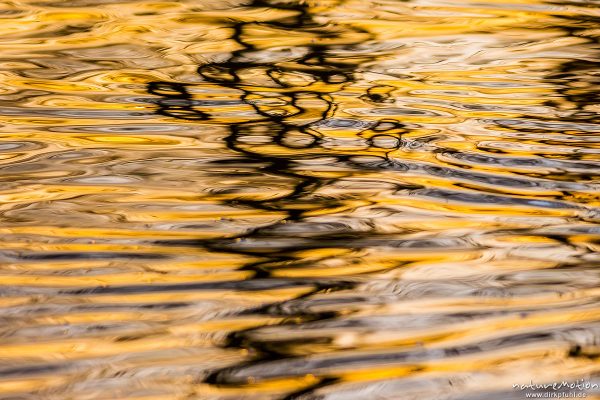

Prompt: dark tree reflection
[147,0,408,395]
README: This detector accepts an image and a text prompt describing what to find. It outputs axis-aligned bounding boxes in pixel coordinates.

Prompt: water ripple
[0,0,598,399]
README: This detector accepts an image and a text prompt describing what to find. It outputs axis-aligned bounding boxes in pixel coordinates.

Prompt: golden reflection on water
[0,0,599,398]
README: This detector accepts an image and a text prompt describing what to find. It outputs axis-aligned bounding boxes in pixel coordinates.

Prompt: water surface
[0,0,599,398]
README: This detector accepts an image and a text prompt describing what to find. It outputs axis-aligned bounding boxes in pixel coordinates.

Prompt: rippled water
[1,0,599,398]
